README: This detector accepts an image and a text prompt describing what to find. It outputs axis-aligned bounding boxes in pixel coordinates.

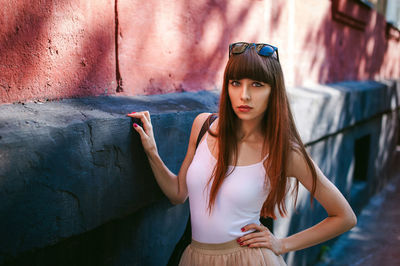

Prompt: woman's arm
[238,149,357,255]
[279,149,357,254]
[126,111,211,205]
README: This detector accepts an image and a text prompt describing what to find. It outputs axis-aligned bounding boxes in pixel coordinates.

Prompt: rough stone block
[0,90,219,262]
[0,80,399,265]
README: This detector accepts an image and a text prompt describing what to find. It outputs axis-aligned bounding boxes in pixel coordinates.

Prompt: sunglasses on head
[229,42,279,62]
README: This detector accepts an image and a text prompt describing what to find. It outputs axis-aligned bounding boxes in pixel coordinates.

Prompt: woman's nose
[240,85,250,101]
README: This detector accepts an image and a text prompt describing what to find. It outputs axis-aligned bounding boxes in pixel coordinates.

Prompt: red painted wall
[1,0,399,104]
[0,0,115,104]
[117,0,269,95]
[288,0,400,86]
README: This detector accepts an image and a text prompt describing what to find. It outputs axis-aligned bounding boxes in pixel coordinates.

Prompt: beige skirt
[178,239,287,266]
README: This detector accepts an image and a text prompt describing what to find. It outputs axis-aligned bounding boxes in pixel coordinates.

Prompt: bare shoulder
[193,112,212,131]
[286,146,324,195]
[189,113,213,145]
[193,112,212,126]
[286,147,313,181]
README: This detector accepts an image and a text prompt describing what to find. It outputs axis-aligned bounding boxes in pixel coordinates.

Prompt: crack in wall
[58,189,86,231]
[38,182,86,231]
[79,111,88,120]
[87,122,94,149]
[21,104,39,115]
[113,145,123,172]
[115,0,123,92]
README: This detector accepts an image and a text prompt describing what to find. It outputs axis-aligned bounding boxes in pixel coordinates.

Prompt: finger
[259,224,270,232]
[126,111,144,118]
[248,241,271,249]
[127,112,152,133]
[133,122,148,138]
[126,111,137,117]
[242,223,266,233]
[126,111,150,124]
[237,232,265,242]
[241,237,269,247]
[143,111,151,122]
[137,112,152,133]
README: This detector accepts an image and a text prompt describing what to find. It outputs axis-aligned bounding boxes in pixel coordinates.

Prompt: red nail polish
[131,112,136,114]
[241,227,245,232]
[133,123,138,127]
[236,239,240,243]
[239,242,244,246]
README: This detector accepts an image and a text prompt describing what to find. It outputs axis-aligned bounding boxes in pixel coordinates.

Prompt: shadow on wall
[0,89,217,264]
[1,0,398,102]
[0,0,289,102]
[0,114,163,262]
[117,0,286,95]
[300,2,389,85]
[281,81,399,266]
[0,0,115,104]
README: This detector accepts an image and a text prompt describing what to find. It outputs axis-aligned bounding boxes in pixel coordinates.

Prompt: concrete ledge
[289,80,399,144]
[0,90,220,260]
[0,80,399,264]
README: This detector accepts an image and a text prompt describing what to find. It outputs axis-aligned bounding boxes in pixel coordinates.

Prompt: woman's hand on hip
[126,111,158,155]
[237,223,286,255]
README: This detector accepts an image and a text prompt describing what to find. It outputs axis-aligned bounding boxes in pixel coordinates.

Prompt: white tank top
[186,125,270,243]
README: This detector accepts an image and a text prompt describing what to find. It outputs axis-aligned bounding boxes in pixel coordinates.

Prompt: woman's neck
[237,117,263,142]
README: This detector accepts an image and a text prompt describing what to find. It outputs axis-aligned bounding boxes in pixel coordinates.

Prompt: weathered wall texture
[0,0,400,265]
[0,0,115,104]
[0,80,398,265]
[1,0,399,103]
[283,0,400,86]
[0,91,220,265]
[117,0,400,94]
[117,0,269,95]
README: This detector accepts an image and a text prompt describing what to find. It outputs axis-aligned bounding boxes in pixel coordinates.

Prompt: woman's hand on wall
[237,223,286,255]
[126,111,158,156]
[125,111,208,204]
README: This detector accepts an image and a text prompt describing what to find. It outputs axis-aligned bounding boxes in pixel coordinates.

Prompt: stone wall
[276,81,400,265]
[0,80,398,265]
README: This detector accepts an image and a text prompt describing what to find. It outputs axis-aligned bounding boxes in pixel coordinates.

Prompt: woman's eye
[230,80,240,86]
[252,82,263,87]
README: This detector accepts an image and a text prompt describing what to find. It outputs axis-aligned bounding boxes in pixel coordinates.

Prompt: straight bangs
[225,48,276,86]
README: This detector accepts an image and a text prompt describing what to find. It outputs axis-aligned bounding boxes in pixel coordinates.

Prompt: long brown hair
[207,47,317,219]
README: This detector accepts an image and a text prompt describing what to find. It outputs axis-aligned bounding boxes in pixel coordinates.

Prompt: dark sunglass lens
[231,43,248,54]
[258,45,275,56]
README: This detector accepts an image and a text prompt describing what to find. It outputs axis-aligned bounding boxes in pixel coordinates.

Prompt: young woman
[126,42,357,265]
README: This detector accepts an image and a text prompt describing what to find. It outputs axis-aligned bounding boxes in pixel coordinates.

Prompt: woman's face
[228,78,271,122]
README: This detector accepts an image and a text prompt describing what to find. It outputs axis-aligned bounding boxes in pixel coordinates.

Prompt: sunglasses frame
[229,42,279,62]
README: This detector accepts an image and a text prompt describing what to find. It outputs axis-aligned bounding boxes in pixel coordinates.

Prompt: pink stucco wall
[117,0,270,95]
[117,0,400,95]
[0,0,399,104]
[288,0,400,85]
[0,0,115,104]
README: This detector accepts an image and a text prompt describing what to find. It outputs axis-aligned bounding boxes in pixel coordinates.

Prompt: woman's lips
[237,106,253,112]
